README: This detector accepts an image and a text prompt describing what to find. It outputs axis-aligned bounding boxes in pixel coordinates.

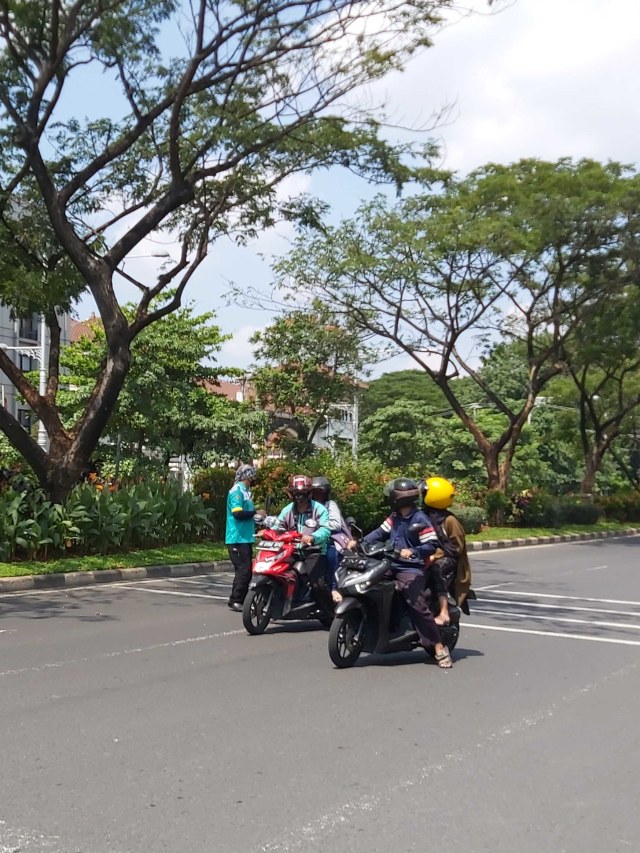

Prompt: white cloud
[217,324,263,371]
[374,0,640,173]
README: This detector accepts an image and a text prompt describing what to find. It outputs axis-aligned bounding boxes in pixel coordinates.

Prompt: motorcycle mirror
[408,522,425,534]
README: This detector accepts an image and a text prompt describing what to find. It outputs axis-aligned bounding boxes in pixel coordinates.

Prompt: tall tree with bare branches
[0,0,454,500]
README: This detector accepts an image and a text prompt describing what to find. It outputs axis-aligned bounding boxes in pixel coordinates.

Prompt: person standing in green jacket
[225,464,258,611]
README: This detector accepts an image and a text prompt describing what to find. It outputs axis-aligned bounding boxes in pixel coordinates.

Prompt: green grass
[468,520,638,542]
[1,520,638,578]
[0,541,228,578]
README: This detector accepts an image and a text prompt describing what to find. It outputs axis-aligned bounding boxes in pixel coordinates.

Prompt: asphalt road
[1,536,639,853]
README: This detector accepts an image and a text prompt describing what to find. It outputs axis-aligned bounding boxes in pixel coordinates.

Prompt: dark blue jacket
[363,508,438,573]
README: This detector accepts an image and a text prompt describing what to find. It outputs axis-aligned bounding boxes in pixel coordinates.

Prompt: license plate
[258,542,280,551]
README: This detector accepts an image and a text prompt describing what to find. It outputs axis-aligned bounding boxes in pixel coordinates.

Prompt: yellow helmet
[423,477,455,510]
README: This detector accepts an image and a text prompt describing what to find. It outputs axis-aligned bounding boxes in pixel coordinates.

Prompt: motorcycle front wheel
[242,587,272,635]
[328,610,364,668]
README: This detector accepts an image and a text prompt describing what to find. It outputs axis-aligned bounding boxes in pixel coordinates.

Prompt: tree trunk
[0,342,131,503]
[580,449,602,495]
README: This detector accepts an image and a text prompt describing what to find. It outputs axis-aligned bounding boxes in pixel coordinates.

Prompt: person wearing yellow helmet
[422,477,473,625]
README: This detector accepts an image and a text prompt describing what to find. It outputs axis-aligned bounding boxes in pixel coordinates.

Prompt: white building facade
[0,307,71,432]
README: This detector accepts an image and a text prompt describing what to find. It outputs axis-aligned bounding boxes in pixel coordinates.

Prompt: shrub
[598,492,640,523]
[0,481,213,562]
[192,467,235,540]
[558,499,602,525]
[519,493,563,528]
[452,505,486,534]
[251,453,397,533]
[484,489,512,525]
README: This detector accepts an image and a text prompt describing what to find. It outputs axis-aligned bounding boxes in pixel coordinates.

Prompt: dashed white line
[118,584,228,601]
[476,589,640,607]
[464,622,640,646]
[479,597,640,618]
[477,608,640,632]
[0,629,245,679]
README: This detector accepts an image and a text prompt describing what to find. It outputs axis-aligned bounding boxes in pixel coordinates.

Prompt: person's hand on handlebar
[399,548,415,559]
[301,534,314,546]
[346,539,358,551]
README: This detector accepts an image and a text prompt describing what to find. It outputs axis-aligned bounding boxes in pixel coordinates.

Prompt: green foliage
[599,492,640,522]
[251,453,394,533]
[1,0,448,497]
[251,301,372,454]
[192,467,236,540]
[452,505,487,535]
[278,158,640,494]
[359,371,466,420]
[59,298,264,466]
[519,494,603,528]
[0,481,213,561]
[484,489,511,525]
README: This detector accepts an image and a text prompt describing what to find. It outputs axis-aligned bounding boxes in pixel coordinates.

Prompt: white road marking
[479,597,640,618]
[477,608,640,631]
[257,656,640,852]
[477,589,640,607]
[0,573,228,599]
[585,564,608,572]
[118,584,228,601]
[0,629,245,679]
[475,582,515,591]
[167,575,232,585]
[464,622,640,646]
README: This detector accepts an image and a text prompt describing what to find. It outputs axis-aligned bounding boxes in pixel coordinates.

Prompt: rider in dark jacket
[349,477,453,668]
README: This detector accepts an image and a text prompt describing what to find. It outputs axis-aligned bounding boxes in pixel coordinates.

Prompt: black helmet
[383,477,420,509]
[310,476,331,501]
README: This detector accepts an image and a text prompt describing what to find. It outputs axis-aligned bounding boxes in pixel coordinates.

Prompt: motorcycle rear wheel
[328,611,364,668]
[242,587,272,635]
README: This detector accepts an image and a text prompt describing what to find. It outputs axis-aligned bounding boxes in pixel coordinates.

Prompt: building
[209,377,360,459]
[0,308,71,430]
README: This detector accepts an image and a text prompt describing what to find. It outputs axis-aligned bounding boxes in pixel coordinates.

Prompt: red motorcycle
[242,523,334,635]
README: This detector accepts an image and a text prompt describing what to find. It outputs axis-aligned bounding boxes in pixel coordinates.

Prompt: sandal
[435,646,453,669]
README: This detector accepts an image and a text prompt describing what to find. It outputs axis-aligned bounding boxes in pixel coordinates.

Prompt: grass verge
[467,520,637,541]
[0,541,228,578]
[1,522,637,578]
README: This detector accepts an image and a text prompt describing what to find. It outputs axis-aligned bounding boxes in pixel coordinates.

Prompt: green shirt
[225,482,255,544]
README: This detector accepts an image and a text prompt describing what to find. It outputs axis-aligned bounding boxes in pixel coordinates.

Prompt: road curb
[0,560,234,594]
[468,528,640,552]
[1,529,638,593]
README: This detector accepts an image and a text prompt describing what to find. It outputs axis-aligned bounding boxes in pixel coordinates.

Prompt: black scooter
[328,537,461,668]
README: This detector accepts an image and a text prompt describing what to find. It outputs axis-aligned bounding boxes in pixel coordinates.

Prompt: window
[19,353,36,373]
[17,409,32,431]
[19,314,39,341]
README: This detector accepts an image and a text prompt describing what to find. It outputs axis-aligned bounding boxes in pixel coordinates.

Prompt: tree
[58,299,264,469]
[359,370,474,420]
[251,300,372,456]
[277,158,640,492]
[552,287,640,493]
[0,0,453,500]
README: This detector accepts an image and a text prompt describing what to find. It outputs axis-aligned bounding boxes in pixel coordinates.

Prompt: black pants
[425,563,448,601]
[228,543,253,605]
[392,570,442,648]
[304,552,332,610]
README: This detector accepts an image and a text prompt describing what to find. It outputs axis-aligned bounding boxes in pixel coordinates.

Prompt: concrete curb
[0,560,234,594]
[467,528,640,552]
[1,528,639,594]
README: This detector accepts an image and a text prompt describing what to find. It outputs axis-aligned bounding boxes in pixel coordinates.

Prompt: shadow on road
[0,589,120,622]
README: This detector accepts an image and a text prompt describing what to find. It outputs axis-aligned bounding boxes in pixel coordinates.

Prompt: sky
[78,0,640,376]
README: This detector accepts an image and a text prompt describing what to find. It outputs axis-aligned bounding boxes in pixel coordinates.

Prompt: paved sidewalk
[1,528,638,594]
